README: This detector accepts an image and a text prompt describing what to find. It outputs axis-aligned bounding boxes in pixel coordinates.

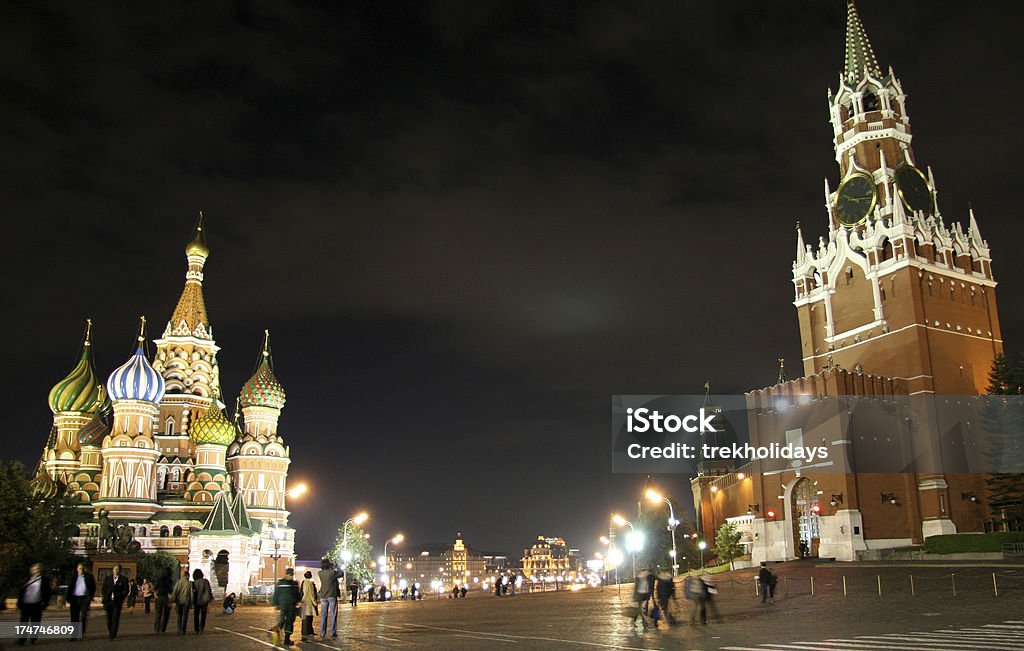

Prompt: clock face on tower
[894,164,934,214]
[834,173,877,227]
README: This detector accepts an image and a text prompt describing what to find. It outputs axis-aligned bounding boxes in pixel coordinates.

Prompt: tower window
[863,92,879,112]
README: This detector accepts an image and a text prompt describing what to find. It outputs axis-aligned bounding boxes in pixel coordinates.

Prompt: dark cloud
[5,1,1023,558]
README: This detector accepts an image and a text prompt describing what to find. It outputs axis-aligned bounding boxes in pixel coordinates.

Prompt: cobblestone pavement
[2,562,1023,650]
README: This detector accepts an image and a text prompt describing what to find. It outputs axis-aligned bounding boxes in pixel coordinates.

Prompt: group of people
[629,562,780,632]
[270,558,344,646]
[13,560,231,643]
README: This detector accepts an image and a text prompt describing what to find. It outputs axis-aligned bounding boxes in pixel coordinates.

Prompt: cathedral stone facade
[32,215,296,595]
[692,1,1006,562]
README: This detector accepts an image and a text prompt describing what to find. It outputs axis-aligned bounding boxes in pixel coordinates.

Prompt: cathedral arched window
[160,526,169,537]
[165,418,175,436]
[173,525,183,537]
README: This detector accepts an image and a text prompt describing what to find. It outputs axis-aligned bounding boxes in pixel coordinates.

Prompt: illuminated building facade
[693,1,1005,562]
[389,532,487,592]
[32,215,297,594]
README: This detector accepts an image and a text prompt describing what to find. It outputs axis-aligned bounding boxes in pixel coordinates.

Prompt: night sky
[5,1,1023,560]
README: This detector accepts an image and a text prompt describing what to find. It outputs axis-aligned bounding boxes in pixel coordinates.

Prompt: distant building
[521,536,578,579]
[389,532,486,592]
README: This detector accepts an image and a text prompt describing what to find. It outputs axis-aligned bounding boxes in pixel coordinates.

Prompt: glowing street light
[340,512,369,565]
[611,514,639,578]
[287,483,308,498]
[382,534,404,583]
[646,489,680,576]
[698,540,707,570]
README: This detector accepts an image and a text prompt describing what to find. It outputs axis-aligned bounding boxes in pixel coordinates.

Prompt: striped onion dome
[48,320,105,414]
[29,463,60,500]
[190,403,236,446]
[106,317,165,404]
[77,404,113,446]
[239,331,286,410]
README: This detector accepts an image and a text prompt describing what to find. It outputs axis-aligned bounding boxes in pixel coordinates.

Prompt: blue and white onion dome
[106,317,166,404]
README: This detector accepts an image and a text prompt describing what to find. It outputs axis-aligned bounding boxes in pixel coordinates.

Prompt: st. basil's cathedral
[30,215,296,595]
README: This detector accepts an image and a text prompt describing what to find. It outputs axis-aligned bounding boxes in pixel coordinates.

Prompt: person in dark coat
[153,572,173,633]
[654,570,676,626]
[271,568,301,647]
[683,573,706,625]
[191,568,213,633]
[348,579,360,607]
[758,562,776,604]
[17,563,51,645]
[101,564,129,640]
[643,570,656,615]
[68,562,96,640]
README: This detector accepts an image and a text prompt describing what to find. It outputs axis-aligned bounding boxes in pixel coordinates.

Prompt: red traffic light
[811,504,822,514]
[766,510,776,520]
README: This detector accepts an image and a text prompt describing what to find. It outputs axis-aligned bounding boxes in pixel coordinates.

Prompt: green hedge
[922,532,1024,554]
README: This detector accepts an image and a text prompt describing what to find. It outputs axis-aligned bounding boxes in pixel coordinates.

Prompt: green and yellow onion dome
[190,403,237,446]
[238,358,286,410]
[48,344,105,414]
[77,404,113,447]
[29,465,60,500]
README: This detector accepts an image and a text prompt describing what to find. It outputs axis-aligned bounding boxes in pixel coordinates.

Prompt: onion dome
[239,330,286,409]
[190,403,236,446]
[29,462,60,500]
[48,320,105,414]
[106,317,165,403]
[185,211,209,258]
[77,404,113,446]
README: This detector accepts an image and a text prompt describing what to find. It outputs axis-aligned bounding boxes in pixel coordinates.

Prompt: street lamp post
[646,490,680,577]
[271,525,286,586]
[612,514,641,579]
[698,541,707,570]
[382,534,404,595]
[340,512,369,565]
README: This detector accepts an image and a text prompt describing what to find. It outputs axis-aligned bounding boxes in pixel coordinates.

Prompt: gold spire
[169,214,211,338]
[777,357,788,384]
[844,0,882,85]
[185,211,209,258]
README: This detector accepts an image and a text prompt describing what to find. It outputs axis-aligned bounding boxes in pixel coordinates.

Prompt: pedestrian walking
[758,562,777,604]
[191,568,212,633]
[701,575,720,623]
[629,570,651,631]
[643,569,656,615]
[271,568,300,647]
[153,572,173,633]
[799,540,808,558]
[172,567,192,634]
[317,558,341,638]
[299,571,318,642]
[655,570,677,626]
[348,579,359,607]
[68,562,96,640]
[101,564,129,640]
[140,578,154,614]
[683,573,706,625]
[17,562,51,645]
[126,577,138,613]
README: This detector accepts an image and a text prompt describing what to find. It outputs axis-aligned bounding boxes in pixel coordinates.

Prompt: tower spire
[777,357,788,384]
[795,222,806,265]
[844,1,882,85]
[168,214,211,339]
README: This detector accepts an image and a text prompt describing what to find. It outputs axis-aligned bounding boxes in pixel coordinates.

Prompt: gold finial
[186,211,209,258]
[796,221,800,230]
[83,318,93,347]
[137,315,147,345]
[777,357,788,384]
[262,329,271,357]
